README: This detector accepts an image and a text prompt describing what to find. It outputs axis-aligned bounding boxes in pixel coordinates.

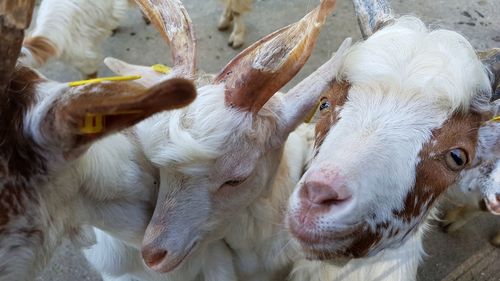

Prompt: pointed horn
[478,48,500,101]
[0,0,36,94]
[351,0,393,39]
[215,0,337,112]
[134,0,196,78]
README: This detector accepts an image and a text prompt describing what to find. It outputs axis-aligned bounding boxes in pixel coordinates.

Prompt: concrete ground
[33,0,499,280]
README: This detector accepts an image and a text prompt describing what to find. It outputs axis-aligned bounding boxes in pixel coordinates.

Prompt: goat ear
[278,38,352,135]
[42,78,195,158]
[351,0,393,39]
[478,48,500,101]
[135,0,196,78]
[104,57,169,88]
[215,0,337,113]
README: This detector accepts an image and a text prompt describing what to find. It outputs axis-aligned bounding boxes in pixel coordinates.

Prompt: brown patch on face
[314,81,350,149]
[22,36,58,66]
[394,112,483,223]
[0,65,46,179]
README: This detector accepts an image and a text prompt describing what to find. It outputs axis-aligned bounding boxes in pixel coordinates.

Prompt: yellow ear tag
[68,75,142,87]
[151,64,172,74]
[79,110,143,135]
[80,113,104,134]
[304,98,322,123]
[491,116,500,122]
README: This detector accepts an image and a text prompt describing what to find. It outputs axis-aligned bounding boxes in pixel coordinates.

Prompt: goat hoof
[228,33,244,49]
[491,233,500,247]
[85,72,98,80]
[218,15,233,31]
[218,21,231,31]
[440,221,459,233]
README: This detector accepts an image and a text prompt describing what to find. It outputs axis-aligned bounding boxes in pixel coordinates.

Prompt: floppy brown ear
[215,0,337,113]
[42,78,196,157]
[134,0,196,78]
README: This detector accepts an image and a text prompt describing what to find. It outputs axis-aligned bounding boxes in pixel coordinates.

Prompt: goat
[442,115,500,246]
[0,2,196,280]
[285,0,500,280]
[81,0,343,280]
[217,0,253,48]
[19,0,135,79]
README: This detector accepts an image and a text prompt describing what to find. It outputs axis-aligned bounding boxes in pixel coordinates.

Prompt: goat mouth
[484,198,500,215]
[288,214,359,246]
[150,241,198,273]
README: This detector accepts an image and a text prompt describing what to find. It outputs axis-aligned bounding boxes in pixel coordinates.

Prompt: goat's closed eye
[445,148,468,171]
[223,179,245,187]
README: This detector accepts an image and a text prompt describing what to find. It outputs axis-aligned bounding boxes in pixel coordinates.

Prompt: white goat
[0,2,196,281]
[442,116,500,246]
[82,0,342,280]
[20,0,134,79]
[285,1,500,280]
[217,0,253,48]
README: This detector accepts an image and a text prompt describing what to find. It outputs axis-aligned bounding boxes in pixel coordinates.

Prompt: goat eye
[224,179,244,187]
[319,97,330,112]
[445,148,468,171]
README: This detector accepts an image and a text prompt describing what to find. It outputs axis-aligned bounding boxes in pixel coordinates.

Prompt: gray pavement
[34,0,500,280]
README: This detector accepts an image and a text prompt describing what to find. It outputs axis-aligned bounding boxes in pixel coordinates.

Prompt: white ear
[278,38,352,135]
[104,57,171,88]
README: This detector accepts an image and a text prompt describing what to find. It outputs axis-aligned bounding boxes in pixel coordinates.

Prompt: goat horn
[0,0,36,95]
[215,0,337,113]
[351,0,393,39]
[134,0,196,78]
[478,48,500,101]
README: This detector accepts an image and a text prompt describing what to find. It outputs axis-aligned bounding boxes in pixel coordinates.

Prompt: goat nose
[303,169,351,206]
[142,246,167,268]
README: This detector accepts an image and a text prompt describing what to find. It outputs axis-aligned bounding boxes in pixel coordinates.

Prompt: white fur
[286,16,493,281]
[290,230,424,281]
[21,0,131,76]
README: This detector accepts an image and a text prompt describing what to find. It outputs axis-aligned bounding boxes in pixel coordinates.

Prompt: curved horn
[478,48,500,101]
[0,0,36,94]
[215,0,337,112]
[134,0,196,78]
[351,0,393,39]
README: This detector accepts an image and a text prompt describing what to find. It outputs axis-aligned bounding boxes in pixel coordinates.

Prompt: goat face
[127,0,340,273]
[286,17,498,261]
[0,5,195,277]
[473,120,500,214]
[139,86,288,272]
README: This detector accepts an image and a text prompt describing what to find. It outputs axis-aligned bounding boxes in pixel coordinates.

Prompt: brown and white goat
[442,112,500,246]
[20,0,134,79]
[81,0,343,280]
[286,0,500,280]
[217,0,253,48]
[0,2,195,281]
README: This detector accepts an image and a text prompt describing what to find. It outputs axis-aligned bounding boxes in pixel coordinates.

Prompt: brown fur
[395,113,483,223]
[23,36,58,66]
[314,81,350,149]
[0,66,45,179]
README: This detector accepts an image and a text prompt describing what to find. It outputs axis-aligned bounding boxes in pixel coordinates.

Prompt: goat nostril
[496,194,500,202]
[142,248,167,268]
[305,183,341,206]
